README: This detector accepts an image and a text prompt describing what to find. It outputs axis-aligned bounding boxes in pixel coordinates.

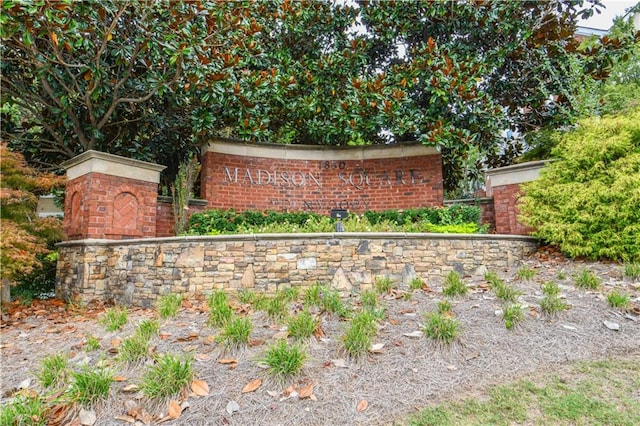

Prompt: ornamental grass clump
[343,310,378,357]
[68,365,113,405]
[36,353,68,389]
[218,316,253,349]
[140,354,194,399]
[423,312,461,344]
[540,281,569,315]
[261,340,308,379]
[157,293,182,319]
[287,310,319,341]
[375,276,395,294]
[607,290,631,310]
[502,304,525,329]
[207,290,234,327]
[0,394,48,426]
[574,269,600,290]
[100,306,128,332]
[442,271,467,297]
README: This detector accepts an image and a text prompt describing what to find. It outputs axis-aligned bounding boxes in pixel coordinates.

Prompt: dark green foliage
[188,205,483,235]
[519,108,640,261]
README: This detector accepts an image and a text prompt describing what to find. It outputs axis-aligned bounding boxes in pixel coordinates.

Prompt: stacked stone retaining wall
[56,234,538,307]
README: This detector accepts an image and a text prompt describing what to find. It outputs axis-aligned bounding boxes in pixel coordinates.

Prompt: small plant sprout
[118,335,150,364]
[437,299,453,314]
[136,319,160,341]
[237,289,254,304]
[157,293,183,319]
[574,269,600,290]
[502,304,524,329]
[303,282,324,308]
[287,310,319,341]
[207,290,234,327]
[261,340,307,379]
[423,312,461,344]
[360,290,379,312]
[516,266,537,281]
[219,316,253,349]
[494,282,522,303]
[484,271,502,288]
[442,271,467,297]
[409,277,424,291]
[100,306,128,332]
[0,394,47,426]
[624,262,640,281]
[541,281,561,296]
[281,286,300,303]
[375,276,395,294]
[85,335,101,352]
[556,270,567,280]
[36,353,68,389]
[265,294,287,321]
[607,290,631,310]
[140,354,194,399]
[68,365,114,405]
[540,281,569,315]
[320,288,349,317]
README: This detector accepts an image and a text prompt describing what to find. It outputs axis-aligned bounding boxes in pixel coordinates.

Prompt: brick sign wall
[201,139,443,214]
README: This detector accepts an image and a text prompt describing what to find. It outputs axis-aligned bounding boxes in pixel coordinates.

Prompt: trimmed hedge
[187,205,484,235]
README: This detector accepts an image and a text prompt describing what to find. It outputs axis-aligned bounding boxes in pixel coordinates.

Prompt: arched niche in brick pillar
[61,151,166,240]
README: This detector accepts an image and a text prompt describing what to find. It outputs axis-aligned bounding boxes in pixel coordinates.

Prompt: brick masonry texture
[63,173,159,240]
[56,234,538,308]
[492,183,533,235]
[201,151,444,214]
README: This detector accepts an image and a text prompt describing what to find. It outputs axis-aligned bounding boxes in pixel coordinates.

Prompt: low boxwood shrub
[187,205,484,235]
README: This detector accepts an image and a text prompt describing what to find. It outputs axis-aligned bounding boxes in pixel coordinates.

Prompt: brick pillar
[485,160,549,235]
[61,151,166,240]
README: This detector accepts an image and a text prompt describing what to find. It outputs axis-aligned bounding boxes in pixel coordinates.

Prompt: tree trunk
[0,278,11,306]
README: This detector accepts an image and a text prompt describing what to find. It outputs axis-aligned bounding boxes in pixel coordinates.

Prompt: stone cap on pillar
[61,150,166,183]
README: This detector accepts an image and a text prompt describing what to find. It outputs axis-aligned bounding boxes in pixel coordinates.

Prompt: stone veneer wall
[56,234,538,308]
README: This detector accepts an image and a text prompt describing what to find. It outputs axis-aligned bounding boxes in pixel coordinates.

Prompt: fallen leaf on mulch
[218,358,238,365]
[356,399,368,412]
[191,379,210,396]
[79,408,96,425]
[272,331,289,339]
[369,343,385,353]
[248,338,265,347]
[299,384,314,399]
[403,330,423,338]
[113,376,128,382]
[167,400,182,419]
[242,379,262,393]
[389,318,400,325]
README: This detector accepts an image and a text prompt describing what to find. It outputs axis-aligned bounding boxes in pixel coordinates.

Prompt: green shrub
[187,205,485,235]
[136,319,160,341]
[516,266,537,281]
[624,262,640,281]
[519,108,640,261]
[118,335,150,364]
[442,271,467,297]
[494,282,522,303]
[540,294,569,315]
[409,277,424,290]
[303,282,324,308]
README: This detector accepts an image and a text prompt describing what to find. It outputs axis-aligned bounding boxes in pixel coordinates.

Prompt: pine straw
[1,255,639,425]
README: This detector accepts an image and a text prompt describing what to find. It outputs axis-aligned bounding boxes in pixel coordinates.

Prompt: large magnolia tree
[2,0,637,191]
